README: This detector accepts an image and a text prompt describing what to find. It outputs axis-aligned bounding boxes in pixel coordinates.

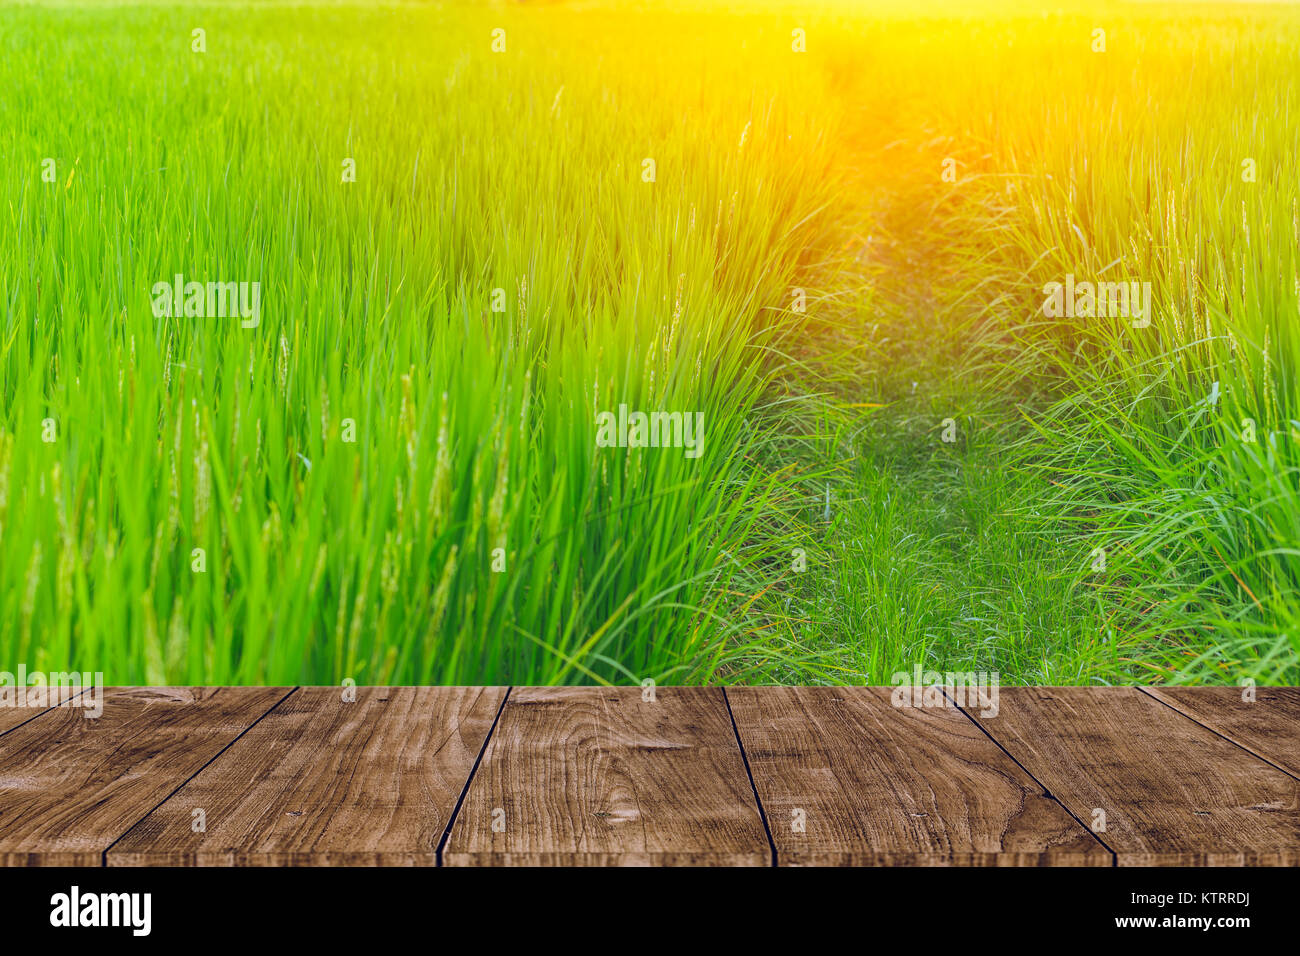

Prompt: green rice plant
[903,4,1300,681]
[0,1,839,684]
[747,1,1300,685]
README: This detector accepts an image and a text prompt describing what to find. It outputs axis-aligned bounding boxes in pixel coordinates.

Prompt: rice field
[1,0,1297,685]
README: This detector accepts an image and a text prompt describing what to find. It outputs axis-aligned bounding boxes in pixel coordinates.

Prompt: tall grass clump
[889,4,1300,681]
[735,1,1300,685]
[0,2,837,683]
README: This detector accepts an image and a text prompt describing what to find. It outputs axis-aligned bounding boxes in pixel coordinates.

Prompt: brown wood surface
[969,687,1300,866]
[443,686,770,866]
[3,685,1296,867]
[0,683,88,735]
[0,687,287,865]
[1144,686,1300,780]
[728,686,1108,865]
[107,686,505,866]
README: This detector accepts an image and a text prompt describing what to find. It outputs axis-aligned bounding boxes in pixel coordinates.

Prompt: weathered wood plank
[107,686,505,866]
[444,686,769,866]
[0,683,90,735]
[0,687,287,866]
[1144,686,1300,780]
[728,686,1108,866]
[970,687,1300,866]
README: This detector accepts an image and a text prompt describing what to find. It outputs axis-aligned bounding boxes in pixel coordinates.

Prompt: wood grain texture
[0,687,286,865]
[971,687,1300,866]
[0,684,88,735]
[729,686,1108,866]
[443,686,769,866]
[107,686,505,866]
[1144,686,1300,780]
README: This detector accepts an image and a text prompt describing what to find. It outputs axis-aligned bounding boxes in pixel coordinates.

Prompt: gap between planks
[941,685,1118,865]
[732,687,1111,865]
[0,685,91,738]
[102,687,298,866]
[0,688,292,866]
[958,688,1300,866]
[108,687,507,866]
[1138,686,1300,781]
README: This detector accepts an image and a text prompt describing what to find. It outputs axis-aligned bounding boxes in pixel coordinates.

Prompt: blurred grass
[763,1,1300,684]
[0,1,839,683]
